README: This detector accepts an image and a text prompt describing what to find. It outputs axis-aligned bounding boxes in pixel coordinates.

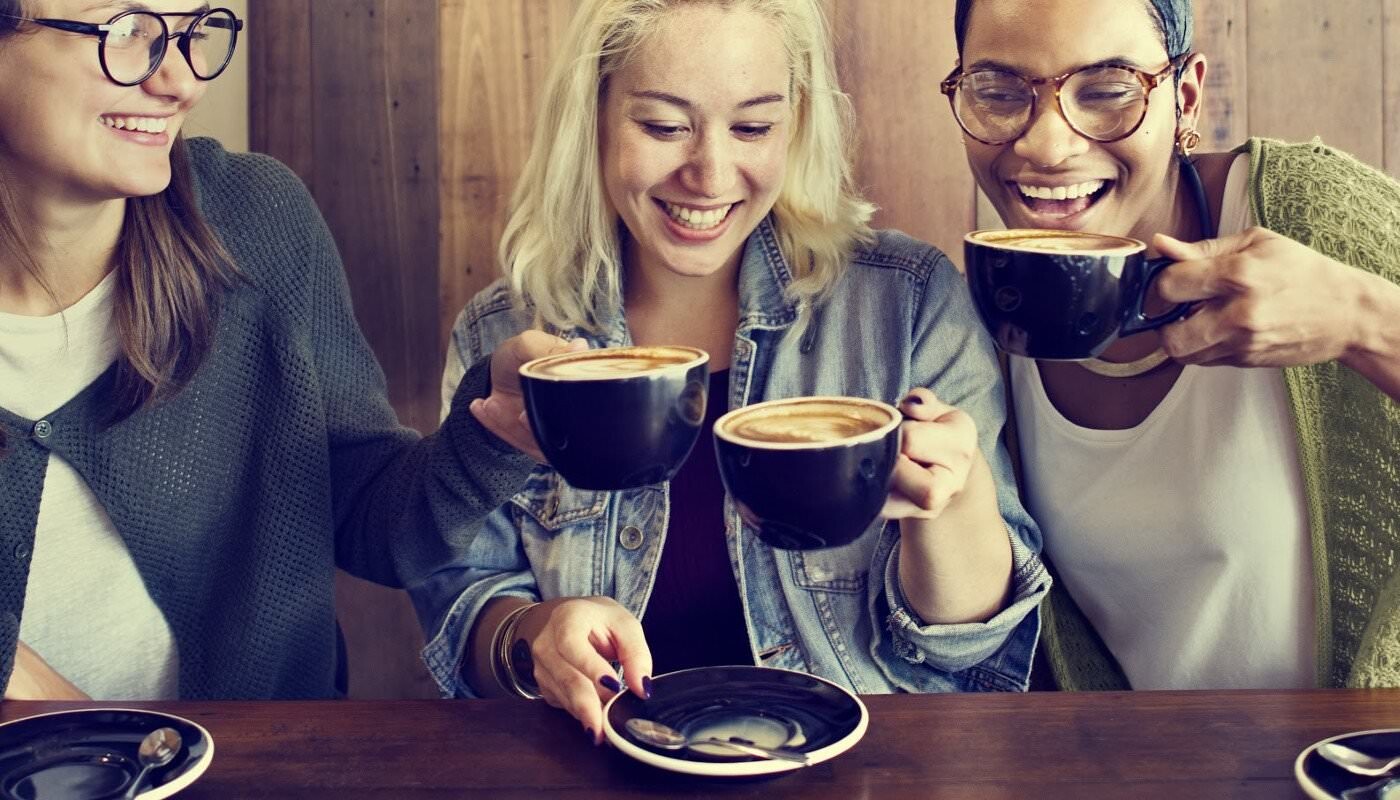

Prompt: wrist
[1343,269,1400,364]
[492,602,543,700]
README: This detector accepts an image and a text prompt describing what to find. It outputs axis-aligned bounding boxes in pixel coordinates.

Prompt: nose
[1011,90,1091,168]
[680,128,736,199]
[139,37,203,104]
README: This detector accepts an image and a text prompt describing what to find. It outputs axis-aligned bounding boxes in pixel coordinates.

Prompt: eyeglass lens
[103,10,238,85]
[954,66,1150,144]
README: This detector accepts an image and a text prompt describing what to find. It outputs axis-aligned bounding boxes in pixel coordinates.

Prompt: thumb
[609,621,654,699]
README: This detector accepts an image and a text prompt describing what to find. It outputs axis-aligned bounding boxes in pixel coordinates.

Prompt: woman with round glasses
[0,0,559,701]
[415,0,1048,741]
[946,0,1400,691]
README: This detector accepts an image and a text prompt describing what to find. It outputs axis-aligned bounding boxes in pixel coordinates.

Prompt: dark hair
[0,0,239,444]
[953,0,1171,60]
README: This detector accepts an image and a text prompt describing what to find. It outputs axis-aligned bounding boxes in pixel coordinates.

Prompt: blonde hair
[500,0,874,332]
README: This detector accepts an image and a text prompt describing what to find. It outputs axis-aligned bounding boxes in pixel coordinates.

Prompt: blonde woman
[417,0,1048,739]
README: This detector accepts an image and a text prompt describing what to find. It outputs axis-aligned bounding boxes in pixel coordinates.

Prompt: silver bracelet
[491,602,542,700]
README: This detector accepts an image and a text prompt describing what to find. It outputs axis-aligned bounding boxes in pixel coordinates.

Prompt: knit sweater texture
[1042,137,1400,689]
[0,138,534,699]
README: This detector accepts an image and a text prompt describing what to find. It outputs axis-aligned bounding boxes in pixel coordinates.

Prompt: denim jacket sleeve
[410,284,543,698]
[875,249,1050,691]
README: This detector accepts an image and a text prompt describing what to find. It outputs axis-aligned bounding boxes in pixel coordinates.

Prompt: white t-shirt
[1010,155,1316,689]
[0,272,179,699]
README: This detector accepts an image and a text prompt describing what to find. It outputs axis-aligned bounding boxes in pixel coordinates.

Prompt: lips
[1009,179,1111,221]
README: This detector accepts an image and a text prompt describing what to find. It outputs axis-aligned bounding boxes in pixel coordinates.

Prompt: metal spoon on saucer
[123,727,182,799]
[624,718,809,765]
[1320,742,1400,777]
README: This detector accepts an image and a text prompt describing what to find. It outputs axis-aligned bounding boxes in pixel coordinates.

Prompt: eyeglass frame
[939,55,1187,146]
[1,7,244,87]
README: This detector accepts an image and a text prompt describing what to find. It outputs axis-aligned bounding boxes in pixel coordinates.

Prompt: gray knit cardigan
[0,138,533,698]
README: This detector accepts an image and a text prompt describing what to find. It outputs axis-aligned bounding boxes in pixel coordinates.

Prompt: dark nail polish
[905,394,924,405]
[599,675,622,693]
[585,727,595,741]
[641,676,654,700]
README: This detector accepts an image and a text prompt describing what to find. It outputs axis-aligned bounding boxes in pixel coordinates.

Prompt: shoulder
[187,137,317,221]
[848,229,956,278]
[1237,137,1400,278]
[450,278,534,366]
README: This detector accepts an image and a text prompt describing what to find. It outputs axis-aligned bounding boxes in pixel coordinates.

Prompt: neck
[622,242,741,368]
[0,196,125,316]
[1129,157,1205,256]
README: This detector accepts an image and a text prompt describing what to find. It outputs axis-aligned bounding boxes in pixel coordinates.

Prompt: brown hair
[0,1,239,452]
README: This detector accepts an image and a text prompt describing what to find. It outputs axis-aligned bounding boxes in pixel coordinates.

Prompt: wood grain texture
[247,0,314,188]
[1193,0,1249,151]
[438,0,576,345]
[828,0,976,265]
[11,690,1400,797]
[1248,0,1385,166]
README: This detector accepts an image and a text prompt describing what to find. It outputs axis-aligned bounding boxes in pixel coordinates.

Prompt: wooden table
[6,690,1398,798]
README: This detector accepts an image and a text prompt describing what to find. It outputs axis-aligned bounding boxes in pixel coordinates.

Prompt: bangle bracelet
[492,602,542,700]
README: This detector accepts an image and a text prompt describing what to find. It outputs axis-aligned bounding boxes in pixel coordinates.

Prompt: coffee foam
[523,346,704,380]
[718,399,894,445]
[971,228,1142,257]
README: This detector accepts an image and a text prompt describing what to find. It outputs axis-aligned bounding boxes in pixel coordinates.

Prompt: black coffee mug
[964,229,1193,360]
[520,345,709,491]
[713,397,902,550]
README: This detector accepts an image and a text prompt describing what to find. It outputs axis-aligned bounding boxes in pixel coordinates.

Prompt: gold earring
[1176,128,1201,157]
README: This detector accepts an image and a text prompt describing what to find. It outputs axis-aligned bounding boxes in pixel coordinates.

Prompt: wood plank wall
[249,0,1400,698]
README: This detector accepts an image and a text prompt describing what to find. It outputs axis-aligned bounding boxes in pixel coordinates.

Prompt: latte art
[974,229,1141,256]
[721,400,892,445]
[523,346,702,380]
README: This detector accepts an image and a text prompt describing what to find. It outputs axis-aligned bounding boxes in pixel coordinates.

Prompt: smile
[100,116,170,134]
[1015,180,1105,201]
[660,200,735,231]
[1011,179,1111,220]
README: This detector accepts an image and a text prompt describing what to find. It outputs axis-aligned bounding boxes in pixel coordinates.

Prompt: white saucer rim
[0,707,215,799]
[601,666,869,778]
[1294,727,1400,800]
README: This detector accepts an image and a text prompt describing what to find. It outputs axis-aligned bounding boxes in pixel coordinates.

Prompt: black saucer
[603,665,867,777]
[0,709,212,800]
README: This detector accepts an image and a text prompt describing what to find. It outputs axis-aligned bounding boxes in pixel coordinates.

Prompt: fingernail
[905,394,924,405]
[641,676,654,700]
[585,727,595,741]
[599,675,622,693]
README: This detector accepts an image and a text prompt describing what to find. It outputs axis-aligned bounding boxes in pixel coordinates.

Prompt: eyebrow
[80,2,212,15]
[966,56,1151,73]
[628,90,787,111]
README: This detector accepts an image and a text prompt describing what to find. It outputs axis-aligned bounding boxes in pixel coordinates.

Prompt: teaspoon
[624,717,809,764]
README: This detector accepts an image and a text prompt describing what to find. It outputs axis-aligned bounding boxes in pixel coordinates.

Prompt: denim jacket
[413,219,1049,696]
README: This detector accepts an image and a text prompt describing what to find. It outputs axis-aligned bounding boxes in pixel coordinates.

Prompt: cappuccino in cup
[964,228,1192,360]
[521,345,709,490]
[714,396,902,550]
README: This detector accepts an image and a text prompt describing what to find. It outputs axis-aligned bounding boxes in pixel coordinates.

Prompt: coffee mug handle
[1121,257,1194,336]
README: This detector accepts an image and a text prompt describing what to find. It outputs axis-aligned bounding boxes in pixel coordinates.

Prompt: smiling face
[0,0,209,206]
[599,2,793,283]
[959,0,1199,241]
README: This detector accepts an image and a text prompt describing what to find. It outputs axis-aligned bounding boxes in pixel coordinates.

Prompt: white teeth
[664,201,733,230]
[1017,180,1105,201]
[101,116,169,134]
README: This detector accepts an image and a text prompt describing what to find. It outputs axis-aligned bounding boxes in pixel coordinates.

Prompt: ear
[1176,52,1208,132]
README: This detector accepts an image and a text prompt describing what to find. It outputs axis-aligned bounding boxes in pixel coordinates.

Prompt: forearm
[1342,269,1400,403]
[462,595,534,698]
[896,454,1012,624]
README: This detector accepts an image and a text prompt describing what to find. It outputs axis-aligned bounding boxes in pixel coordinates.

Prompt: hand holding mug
[1153,227,1370,368]
[514,597,653,746]
[470,331,588,461]
[882,388,979,520]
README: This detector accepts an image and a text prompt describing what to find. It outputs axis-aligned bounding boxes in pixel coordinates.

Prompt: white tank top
[1010,155,1316,689]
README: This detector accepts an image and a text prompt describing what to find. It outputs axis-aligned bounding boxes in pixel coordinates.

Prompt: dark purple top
[642,369,753,674]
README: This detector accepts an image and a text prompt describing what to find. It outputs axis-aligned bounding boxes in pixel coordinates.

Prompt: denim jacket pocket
[513,468,609,533]
[787,520,883,593]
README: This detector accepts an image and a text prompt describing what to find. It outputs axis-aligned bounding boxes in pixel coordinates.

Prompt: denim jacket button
[619,526,645,551]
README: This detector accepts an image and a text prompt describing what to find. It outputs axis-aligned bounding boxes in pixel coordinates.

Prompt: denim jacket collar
[587,216,801,348]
